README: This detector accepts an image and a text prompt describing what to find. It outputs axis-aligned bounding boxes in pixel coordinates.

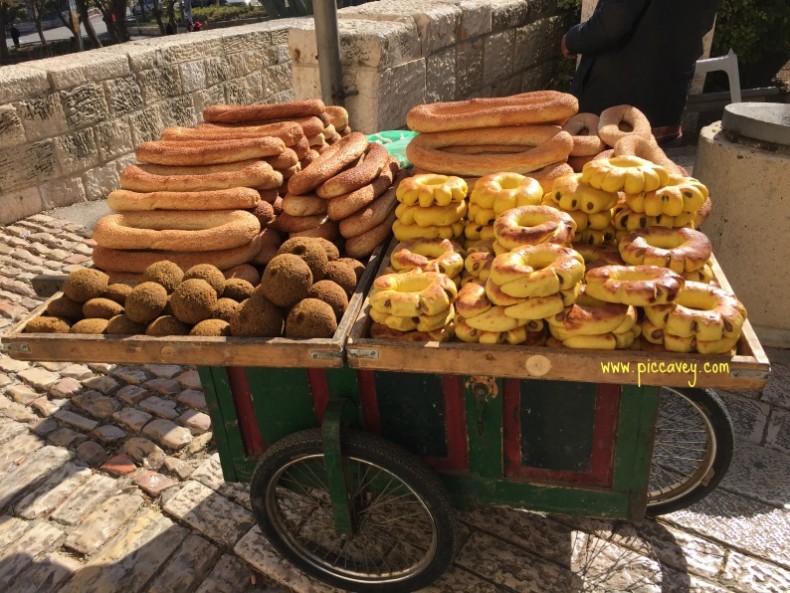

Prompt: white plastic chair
[694,48,742,103]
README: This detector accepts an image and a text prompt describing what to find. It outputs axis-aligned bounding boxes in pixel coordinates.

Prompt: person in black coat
[562,0,719,142]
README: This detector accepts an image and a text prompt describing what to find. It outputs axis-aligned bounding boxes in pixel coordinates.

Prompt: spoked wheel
[646,387,734,516]
[250,429,458,593]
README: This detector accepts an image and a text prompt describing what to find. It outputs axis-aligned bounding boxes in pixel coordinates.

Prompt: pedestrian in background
[562,0,719,144]
[10,24,21,49]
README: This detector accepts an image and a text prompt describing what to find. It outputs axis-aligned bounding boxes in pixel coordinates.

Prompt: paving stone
[164,456,195,480]
[147,533,220,593]
[177,388,206,409]
[0,373,11,388]
[59,363,93,380]
[187,432,213,454]
[57,508,187,593]
[420,565,506,593]
[0,520,65,589]
[91,423,127,444]
[191,454,251,510]
[75,440,107,466]
[17,367,59,390]
[759,347,790,409]
[0,356,29,374]
[195,553,256,593]
[50,473,119,526]
[110,366,149,385]
[179,409,212,434]
[30,396,64,417]
[0,445,71,512]
[100,453,137,476]
[719,438,790,508]
[766,407,790,454]
[570,532,662,593]
[0,396,39,423]
[6,550,82,593]
[124,436,166,469]
[31,416,58,435]
[72,390,122,419]
[35,361,70,372]
[134,469,178,498]
[87,362,114,374]
[47,427,85,447]
[82,375,120,394]
[177,369,202,390]
[48,377,83,399]
[163,480,255,548]
[0,417,27,444]
[721,550,790,593]
[65,492,145,555]
[0,432,45,472]
[139,395,179,419]
[112,407,152,432]
[144,377,181,395]
[6,384,39,404]
[718,390,770,444]
[143,418,193,450]
[53,409,99,432]
[116,384,149,405]
[15,462,92,520]
[146,364,184,379]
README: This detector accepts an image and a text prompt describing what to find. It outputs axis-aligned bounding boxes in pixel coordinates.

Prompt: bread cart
[1,242,770,593]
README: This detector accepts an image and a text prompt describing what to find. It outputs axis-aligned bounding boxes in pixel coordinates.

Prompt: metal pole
[68,0,83,51]
[313,0,344,106]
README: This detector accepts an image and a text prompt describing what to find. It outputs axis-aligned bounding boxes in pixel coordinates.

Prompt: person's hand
[561,35,576,59]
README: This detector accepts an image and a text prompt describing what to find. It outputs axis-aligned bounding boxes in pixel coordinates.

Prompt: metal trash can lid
[722,103,790,146]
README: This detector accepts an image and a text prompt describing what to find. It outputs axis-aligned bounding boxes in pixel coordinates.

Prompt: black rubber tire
[646,387,734,516]
[250,428,459,593]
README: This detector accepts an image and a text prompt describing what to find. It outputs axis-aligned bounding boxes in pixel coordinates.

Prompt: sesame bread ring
[531,162,575,193]
[203,99,326,123]
[562,113,606,156]
[120,162,282,193]
[598,105,653,147]
[287,132,369,195]
[136,137,286,166]
[613,134,684,175]
[325,105,349,130]
[281,194,328,217]
[316,143,390,198]
[392,220,465,242]
[327,159,400,221]
[471,173,543,214]
[395,200,468,227]
[619,227,712,273]
[107,188,260,211]
[340,184,398,239]
[391,239,465,278]
[93,210,260,252]
[546,173,619,214]
[582,155,670,194]
[494,205,577,250]
[396,174,468,207]
[585,265,684,307]
[162,121,304,147]
[663,281,747,341]
[503,293,565,321]
[490,243,585,298]
[199,116,325,139]
[370,270,457,317]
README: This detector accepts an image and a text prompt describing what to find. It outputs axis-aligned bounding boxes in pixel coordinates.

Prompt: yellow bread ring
[455,317,544,345]
[641,318,665,344]
[559,333,617,350]
[561,284,581,307]
[392,220,464,241]
[494,205,576,250]
[503,293,565,320]
[369,322,453,343]
[683,263,716,284]
[663,332,738,354]
[396,174,467,207]
[584,265,684,307]
[642,303,674,329]
[588,211,612,230]
[663,281,746,341]
[455,280,492,318]
[574,227,617,246]
[619,227,712,274]
[547,291,632,337]
[369,304,454,333]
[464,223,496,242]
[390,239,465,278]
[471,173,543,214]
[547,173,619,213]
[613,205,696,232]
[370,270,457,317]
[485,277,523,307]
[464,252,494,281]
[635,177,709,217]
[467,203,497,226]
[465,305,525,332]
[492,241,509,256]
[395,201,468,227]
[572,243,623,271]
[582,156,670,194]
[490,243,584,298]
[614,325,641,349]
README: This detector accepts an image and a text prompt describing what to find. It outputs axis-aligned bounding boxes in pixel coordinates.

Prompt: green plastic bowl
[367,130,418,168]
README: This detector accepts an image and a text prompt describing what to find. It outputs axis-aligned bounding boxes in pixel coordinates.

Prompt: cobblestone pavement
[0,213,788,593]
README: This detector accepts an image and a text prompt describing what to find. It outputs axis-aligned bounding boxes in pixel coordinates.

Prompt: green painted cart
[3,249,771,593]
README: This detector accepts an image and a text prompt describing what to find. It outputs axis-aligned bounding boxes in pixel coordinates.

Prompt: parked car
[131,0,155,16]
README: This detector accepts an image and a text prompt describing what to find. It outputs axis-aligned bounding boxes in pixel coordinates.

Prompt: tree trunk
[57,11,79,42]
[0,5,9,61]
[77,0,103,48]
[32,4,48,45]
[151,0,166,35]
[112,0,129,41]
[167,0,177,31]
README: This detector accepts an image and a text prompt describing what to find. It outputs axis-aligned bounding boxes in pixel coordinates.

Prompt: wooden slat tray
[347,245,771,390]
[1,242,388,369]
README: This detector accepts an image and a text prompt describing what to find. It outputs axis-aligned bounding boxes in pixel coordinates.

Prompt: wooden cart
[1,245,770,593]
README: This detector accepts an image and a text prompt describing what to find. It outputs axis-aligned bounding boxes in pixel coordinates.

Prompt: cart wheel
[646,387,734,516]
[250,428,458,593]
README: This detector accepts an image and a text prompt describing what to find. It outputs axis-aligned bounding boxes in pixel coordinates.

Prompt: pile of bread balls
[27,237,365,339]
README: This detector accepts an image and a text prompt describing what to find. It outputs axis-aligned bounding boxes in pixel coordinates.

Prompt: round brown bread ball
[102,283,133,305]
[277,237,329,281]
[146,315,191,336]
[212,298,242,323]
[70,318,109,334]
[285,298,337,339]
[260,254,313,308]
[125,282,168,324]
[307,280,348,321]
[105,314,147,335]
[323,261,357,297]
[143,261,183,293]
[222,278,255,301]
[190,319,231,337]
[312,237,340,261]
[63,268,109,303]
[230,291,283,337]
[46,295,83,321]
[82,297,124,319]
[25,316,70,333]
[337,257,366,282]
[183,264,225,296]
[170,279,218,325]
[224,264,261,286]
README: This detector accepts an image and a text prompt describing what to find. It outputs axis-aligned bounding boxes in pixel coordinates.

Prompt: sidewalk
[0,208,788,592]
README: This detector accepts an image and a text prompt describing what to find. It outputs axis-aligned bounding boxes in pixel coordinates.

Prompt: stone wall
[1,1,572,225]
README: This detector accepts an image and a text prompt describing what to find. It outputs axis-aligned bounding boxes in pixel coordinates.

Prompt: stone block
[163,37,224,64]
[0,66,50,104]
[156,95,198,129]
[103,76,144,117]
[721,550,790,593]
[455,38,485,98]
[491,73,523,97]
[414,3,462,54]
[192,86,226,120]
[426,46,457,103]
[224,72,263,105]
[100,42,167,73]
[129,107,166,146]
[65,493,144,555]
[490,0,529,31]
[0,140,58,193]
[179,61,207,93]
[15,93,69,141]
[0,188,44,226]
[83,161,121,202]
[222,28,272,55]
[29,52,130,91]
[143,418,193,450]
[147,533,219,593]
[204,57,232,87]
[37,175,86,211]
[54,127,99,175]
[457,0,493,40]
[291,65,321,102]
[137,65,184,103]
[60,82,109,128]
[0,105,26,150]
[718,390,770,444]
[483,30,515,86]
[262,63,292,97]
[766,407,790,454]
[94,118,135,163]
[0,445,71,512]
